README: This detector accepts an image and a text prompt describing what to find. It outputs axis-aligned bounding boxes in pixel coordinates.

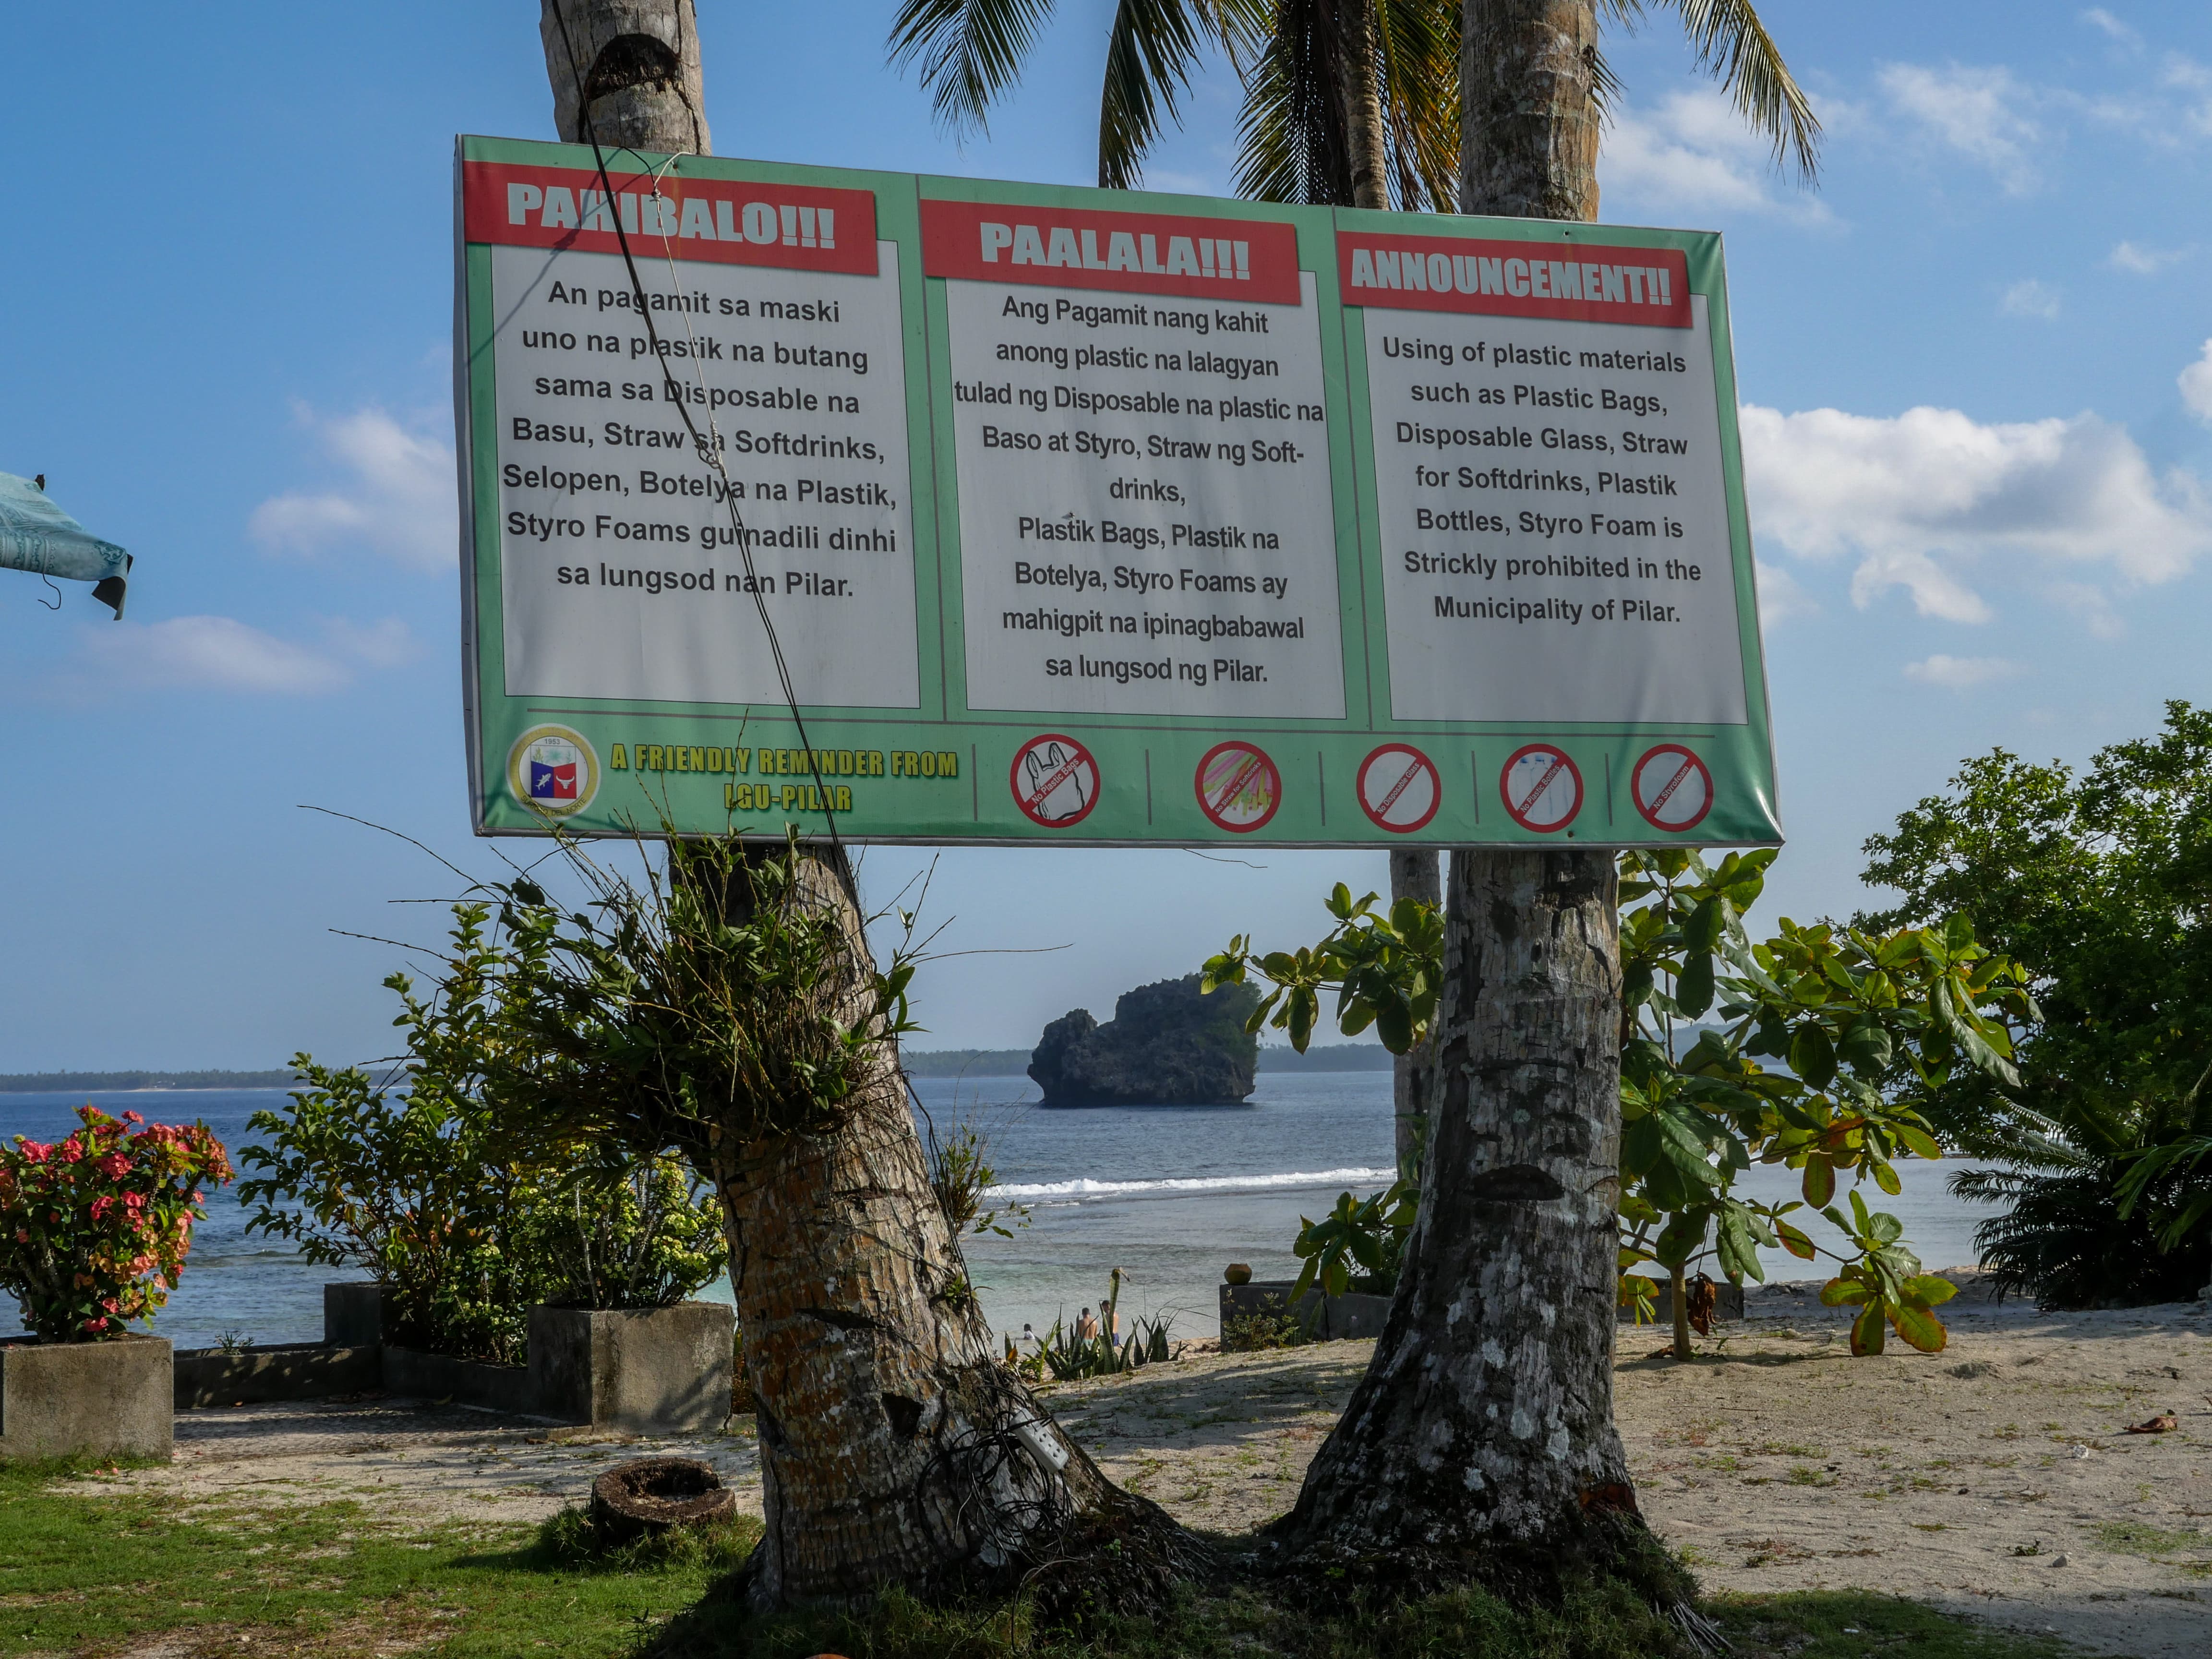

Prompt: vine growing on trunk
[1203,849,2035,1355]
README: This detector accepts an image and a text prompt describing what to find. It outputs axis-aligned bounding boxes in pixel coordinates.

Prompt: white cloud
[250,406,455,573]
[1740,397,2212,626]
[2081,8,2140,49]
[1904,654,2024,690]
[1999,279,2061,319]
[74,614,415,696]
[2108,240,2188,274]
[1599,89,1830,223]
[1753,560,1817,626]
[2181,339,2212,423]
[1877,63,2043,193]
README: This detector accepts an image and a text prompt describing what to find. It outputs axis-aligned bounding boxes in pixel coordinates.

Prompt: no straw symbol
[1194,741,1282,833]
[1499,744,1583,833]
[1356,743,1440,834]
[1010,733,1099,828]
[1631,743,1713,832]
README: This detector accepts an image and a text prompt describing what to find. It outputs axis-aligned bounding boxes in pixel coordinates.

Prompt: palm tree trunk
[1458,0,1599,218]
[1282,2,1656,1586]
[1339,0,1390,210]
[536,4,1199,1613]
[1278,852,1640,1582]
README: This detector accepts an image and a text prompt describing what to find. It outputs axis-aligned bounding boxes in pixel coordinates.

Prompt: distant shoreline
[0,1070,295,1094]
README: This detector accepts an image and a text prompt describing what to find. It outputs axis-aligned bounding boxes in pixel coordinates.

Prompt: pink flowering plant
[0,1105,232,1342]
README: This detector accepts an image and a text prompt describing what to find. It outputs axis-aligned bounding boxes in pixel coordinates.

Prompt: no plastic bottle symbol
[1356,743,1441,834]
[1500,744,1584,833]
[1010,733,1100,828]
[1631,743,1714,832]
[1194,741,1282,833]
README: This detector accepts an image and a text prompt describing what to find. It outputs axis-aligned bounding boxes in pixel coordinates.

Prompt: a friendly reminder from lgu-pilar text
[479,168,922,709]
[925,202,1346,718]
[1343,233,1747,725]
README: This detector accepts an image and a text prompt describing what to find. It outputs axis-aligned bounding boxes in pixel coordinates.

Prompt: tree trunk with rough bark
[540,0,710,156]
[1389,848,1440,1179]
[1339,0,1390,212]
[1276,3,1655,1588]
[711,848,1205,1610]
[1278,852,1639,1584]
[534,8,1199,1614]
[1458,0,1599,219]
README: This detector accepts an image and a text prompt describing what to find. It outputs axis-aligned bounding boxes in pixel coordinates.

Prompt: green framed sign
[455,134,1781,849]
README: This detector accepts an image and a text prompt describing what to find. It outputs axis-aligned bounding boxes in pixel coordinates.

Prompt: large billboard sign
[456,135,1781,849]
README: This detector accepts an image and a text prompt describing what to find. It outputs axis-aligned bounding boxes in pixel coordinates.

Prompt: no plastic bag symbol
[1631,743,1713,832]
[1194,741,1282,833]
[1500,744,1583,832]
[1010,733,1099,828]
[1356,743,1440,834]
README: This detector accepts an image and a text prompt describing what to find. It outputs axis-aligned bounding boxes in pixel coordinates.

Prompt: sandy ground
[82,1272,2212,1657]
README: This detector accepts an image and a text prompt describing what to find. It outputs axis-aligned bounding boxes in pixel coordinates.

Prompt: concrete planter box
[529,1303,734,1433]
[1220,1281,1392,1343]
[382,1346,534,1413]
[0,1334,172,1462]
[323,1282,382,1348]
[173,1342,380,1409]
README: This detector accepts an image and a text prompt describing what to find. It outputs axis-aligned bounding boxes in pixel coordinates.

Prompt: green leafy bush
[240,903,724,1364]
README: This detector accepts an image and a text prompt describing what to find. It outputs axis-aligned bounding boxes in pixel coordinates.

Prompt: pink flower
[83,1316,108,1333]
[122,1110,143,1125]
[101,1297,119,1313]
[97,1153,130,1178]
[90,1195,116,1221]
[17,1141,51,1165]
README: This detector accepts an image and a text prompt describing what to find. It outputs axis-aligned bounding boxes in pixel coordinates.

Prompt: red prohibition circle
[1631,743,1714,832]
[1356,743,1441,834]
[1193,741,1282,833]
[1009,733,1101,829]
[1499,743,1585,833]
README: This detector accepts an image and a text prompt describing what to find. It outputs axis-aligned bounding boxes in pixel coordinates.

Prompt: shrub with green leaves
[240,903,724,1364]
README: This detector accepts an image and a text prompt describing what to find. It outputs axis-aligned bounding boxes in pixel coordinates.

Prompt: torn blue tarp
[0,471,131,617]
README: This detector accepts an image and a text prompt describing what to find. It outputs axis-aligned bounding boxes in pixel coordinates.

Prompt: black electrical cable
[542,1,856,895]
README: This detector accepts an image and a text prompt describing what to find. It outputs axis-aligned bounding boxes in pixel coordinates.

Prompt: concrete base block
[382,1346,534,1413]
[173,1342,380,1408]
[1219,1282,1392,1343]
[323,1283,382,1348]
[0,1334,173,1463]
[529,1303,735,1434]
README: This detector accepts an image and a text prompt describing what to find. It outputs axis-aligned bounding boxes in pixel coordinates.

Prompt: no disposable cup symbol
[1194,741,1282,833]
[1500,744,1584,833]
[1010,734,1099,829]
[1356,744,1441,834]
[1631,743,1714,832]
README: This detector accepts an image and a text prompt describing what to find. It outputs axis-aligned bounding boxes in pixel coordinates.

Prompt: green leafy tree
[1860,701,2212,1301]
[1209,850,2033,1357]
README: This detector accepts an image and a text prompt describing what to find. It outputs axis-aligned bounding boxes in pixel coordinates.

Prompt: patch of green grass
[0,1459,743,1657]
[1709,1592,2080,1658]
[2092,1520,2206,1557]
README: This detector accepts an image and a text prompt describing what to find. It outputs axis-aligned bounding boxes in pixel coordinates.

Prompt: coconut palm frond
[1231,0,1457,209]
[1375,0,1459,212]
[1670,0,1820,179]
[886,0,1060,139]
[1231,0,1350,204]
[1098,0,1216,190]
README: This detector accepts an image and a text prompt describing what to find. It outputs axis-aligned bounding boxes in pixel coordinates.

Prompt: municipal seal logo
[506,725,599,818]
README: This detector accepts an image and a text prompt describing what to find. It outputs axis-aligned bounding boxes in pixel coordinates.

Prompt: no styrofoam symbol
[1194,741,1282,833]
[1356,743,1441,834]
[1500,744,1584,832]
[1010,733,1099,828]
[1631,743,1714,832]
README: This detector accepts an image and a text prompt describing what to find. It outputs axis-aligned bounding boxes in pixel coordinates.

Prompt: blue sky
[2,2,2209,1069]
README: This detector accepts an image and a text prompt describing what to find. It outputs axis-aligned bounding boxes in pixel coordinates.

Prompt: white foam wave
[986,1166,1394,1202]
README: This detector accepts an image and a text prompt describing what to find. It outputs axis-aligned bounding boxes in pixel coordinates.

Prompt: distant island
[1027,974,1262,1106]
[0,1069,296,1094]
[902,1041,1390,1078]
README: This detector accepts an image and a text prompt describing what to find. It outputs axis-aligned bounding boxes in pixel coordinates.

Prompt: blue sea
[0,1080,2009,1347]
